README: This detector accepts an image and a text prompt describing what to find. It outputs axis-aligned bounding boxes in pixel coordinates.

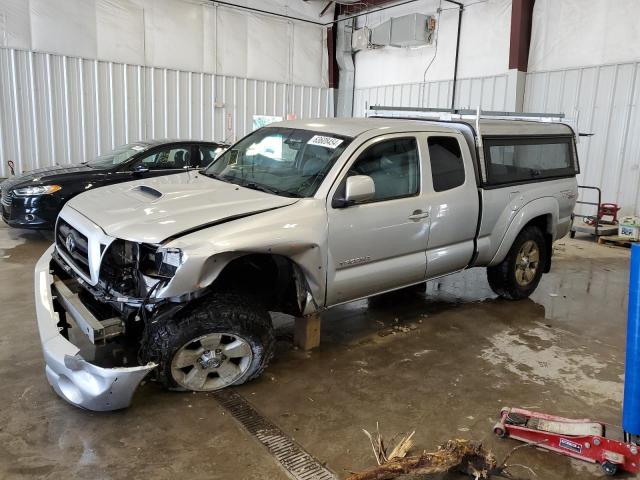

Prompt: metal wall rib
[353,74,510,117]
[525,62,640,215]
[0,47,334,177]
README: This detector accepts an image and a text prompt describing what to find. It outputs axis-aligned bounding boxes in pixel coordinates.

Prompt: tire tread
[141,293,275,390]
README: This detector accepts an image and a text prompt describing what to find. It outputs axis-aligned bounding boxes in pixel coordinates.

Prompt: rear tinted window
[485,136,577,185]
[427,136,465,192]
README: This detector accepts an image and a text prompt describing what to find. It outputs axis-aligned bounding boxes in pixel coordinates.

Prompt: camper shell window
[483,135,578,186]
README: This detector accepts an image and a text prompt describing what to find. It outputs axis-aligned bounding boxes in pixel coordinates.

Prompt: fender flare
[159,250,323,315]
[488,196,559,267]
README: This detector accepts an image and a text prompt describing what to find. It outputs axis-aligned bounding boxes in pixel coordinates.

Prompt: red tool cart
[493,407,640,476]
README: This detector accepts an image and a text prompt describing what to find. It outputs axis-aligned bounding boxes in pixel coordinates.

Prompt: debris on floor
[349,424,540,480]
[347,438,498,479]
[361,422,415,466]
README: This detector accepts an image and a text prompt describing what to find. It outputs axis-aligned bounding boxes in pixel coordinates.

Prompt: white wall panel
[0,0,328,88]
[96,0,144,65]
[353,73,510,117]
[142,0,203,72]
[215,7,248,78]
[0,0,30,49]
[29,0,97,59]
[0,47,334,178]
[525,63,640,215]
[247,15,289,83]
[354,0,511,89]
[529,0,640,72]
[293,22,326,87]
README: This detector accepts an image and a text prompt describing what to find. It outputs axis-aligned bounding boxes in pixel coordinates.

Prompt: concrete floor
[0,222,632,480]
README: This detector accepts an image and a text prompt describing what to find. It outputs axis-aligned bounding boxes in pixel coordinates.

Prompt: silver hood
[65,172,299,244]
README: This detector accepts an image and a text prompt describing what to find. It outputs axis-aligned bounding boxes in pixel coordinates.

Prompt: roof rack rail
[367,105,565,120]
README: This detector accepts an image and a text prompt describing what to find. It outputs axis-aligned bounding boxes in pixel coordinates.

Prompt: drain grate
[214,390,337,480]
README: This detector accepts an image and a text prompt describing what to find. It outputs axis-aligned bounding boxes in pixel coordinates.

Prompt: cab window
[347,137,419,202]
[198,145,227,168]
[427,136,465,192]
[131,146,191,170]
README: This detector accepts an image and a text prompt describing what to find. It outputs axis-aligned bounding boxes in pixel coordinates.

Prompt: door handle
[408,209,430,221]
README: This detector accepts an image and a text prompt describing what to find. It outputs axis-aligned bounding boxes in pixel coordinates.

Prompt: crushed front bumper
[34,245,156,411]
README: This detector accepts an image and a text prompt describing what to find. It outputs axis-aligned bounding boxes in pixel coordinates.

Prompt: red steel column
[509,0,535,72]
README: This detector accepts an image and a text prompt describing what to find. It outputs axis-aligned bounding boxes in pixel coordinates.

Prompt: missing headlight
[139,244,183,278]
[156,248,183,277]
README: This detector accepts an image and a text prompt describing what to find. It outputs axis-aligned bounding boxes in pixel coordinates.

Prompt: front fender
[152,199,329,309]
[488,197,559,267]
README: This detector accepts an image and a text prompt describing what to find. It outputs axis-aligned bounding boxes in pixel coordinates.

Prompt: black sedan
[0,139,227,229]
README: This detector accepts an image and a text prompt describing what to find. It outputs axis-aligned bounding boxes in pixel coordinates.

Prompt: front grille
[56,218,91,277]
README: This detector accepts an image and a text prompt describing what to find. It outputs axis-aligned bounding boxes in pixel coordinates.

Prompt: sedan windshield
[87,143,149,169]
[204,127,351,198]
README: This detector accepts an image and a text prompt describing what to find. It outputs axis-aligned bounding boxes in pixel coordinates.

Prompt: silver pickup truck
[34,116,579,410]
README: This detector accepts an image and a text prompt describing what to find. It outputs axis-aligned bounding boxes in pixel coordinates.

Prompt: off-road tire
[487,226,547,300]
[143,293,275,391]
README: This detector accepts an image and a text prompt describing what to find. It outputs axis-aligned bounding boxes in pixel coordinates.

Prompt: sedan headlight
[13,185,62,196]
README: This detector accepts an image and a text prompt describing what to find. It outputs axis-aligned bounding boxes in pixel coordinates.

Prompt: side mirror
[133,164,149,174]
[345,175,375,204]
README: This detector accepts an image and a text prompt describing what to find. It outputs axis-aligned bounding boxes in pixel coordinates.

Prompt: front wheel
[143,293,275,391]
[487,226,547,300]
[601,461,618,476]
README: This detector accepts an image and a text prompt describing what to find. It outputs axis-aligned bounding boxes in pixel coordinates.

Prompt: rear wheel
[487,226,547,300]
[143,293,275,391]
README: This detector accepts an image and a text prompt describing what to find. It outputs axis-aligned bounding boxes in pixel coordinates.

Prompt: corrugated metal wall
[354,74,511,117]
[0,47,334,178]
[525,62,640,215]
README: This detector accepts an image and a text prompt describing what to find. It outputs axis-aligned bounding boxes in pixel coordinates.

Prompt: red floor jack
[493,407,639,476]
[492,244,640,476]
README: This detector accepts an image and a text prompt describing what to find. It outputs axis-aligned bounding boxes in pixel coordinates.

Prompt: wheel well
[209,253,304,316]
[524,215,553,273]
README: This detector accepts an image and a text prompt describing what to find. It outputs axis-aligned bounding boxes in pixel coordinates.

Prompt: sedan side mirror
[345,175,375,204]
[133,164,149,174]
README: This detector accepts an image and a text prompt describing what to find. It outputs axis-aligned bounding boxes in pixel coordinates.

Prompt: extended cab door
[326,134,431,306]
[422,133,479,278]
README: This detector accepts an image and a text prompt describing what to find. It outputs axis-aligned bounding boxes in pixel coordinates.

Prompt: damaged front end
[35,211,187,411]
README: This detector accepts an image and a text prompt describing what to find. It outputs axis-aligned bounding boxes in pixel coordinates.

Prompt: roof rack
[367,105,565,121]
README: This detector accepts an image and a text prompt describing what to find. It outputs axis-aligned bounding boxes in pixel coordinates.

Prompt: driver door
[326,134,430,306]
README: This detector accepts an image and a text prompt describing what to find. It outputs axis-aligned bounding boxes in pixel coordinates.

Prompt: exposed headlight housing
[156,247,184,277]
[13,185,62,196]
[140,244,184,278]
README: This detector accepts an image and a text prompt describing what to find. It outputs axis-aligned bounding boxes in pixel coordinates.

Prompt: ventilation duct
[352,13,436,50]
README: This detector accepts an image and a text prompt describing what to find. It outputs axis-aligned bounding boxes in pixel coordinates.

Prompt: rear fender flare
[488,197,559,267]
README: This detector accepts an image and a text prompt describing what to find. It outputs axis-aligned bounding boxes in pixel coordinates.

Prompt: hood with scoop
[65,172,299,244]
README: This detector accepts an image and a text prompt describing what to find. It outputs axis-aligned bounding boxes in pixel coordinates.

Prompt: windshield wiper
[200,171,231,182]
[238,180,300,198]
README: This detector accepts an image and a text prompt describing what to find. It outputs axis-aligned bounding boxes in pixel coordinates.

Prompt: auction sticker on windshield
[308,135,343,149]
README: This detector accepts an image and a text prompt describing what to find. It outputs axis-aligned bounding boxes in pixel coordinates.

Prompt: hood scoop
[129,185,163,201]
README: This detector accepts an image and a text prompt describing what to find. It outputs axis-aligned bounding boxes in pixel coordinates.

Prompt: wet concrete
[0,223,632,479]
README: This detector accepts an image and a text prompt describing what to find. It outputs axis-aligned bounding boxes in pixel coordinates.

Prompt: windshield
[87,143,149,169]
[204,127,351,198]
